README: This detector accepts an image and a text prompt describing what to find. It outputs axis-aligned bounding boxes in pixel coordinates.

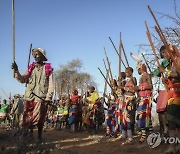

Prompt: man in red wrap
[12,48,54,142]
[68,89,81,133]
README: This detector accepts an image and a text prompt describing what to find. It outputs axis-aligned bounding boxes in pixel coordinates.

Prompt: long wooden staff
[103,58,108,71]
[104,47,113,81]
[141,53,152,74]
[1,88,9,99]
[25,43,32,87]
[103,58,111,83]
[120,35,130,67]
[12,0,15,78]
[31,92,57,109]
[98,68,112,89]
[103,69,109,95]
[98,67,117,99]
[27,43,32,68]
[148,5,179,75]
[9,92,12,102]
[118,33,122,86]
[108,37,126,68]
[145,21,168,91]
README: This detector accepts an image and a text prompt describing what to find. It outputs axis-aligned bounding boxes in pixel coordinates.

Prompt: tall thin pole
[104,47,113,81]
[103,58,111,81]
[145,21,168,91]
[120,37,130,67]
[109,36,126,68]
[103,69,109,95]
[141,53,152,74]
[12,0,15,77]
[118,32,122,86]
[1,88,9,99]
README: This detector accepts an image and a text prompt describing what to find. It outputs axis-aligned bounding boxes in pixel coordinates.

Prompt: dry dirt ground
[0,125,169,154]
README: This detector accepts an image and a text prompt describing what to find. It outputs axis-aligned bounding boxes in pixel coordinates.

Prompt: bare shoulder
[176,56,180,67]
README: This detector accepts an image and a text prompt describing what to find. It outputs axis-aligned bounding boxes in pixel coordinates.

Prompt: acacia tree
[54,59,96,98]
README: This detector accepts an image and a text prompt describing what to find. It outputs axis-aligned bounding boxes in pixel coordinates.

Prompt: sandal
[121,139,133,145]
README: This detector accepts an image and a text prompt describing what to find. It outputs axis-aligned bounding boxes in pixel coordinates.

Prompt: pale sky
[0,0,179,101]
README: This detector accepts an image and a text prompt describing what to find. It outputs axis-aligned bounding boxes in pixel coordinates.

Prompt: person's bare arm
[45,72,54,101]
[169,57,180,78]
[15,70,29,83]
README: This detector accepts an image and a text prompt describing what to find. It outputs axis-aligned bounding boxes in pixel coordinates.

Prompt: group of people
[103,62,153,145]
[0,94,24,130]
[44,86,104,134]
[7,44,179,154]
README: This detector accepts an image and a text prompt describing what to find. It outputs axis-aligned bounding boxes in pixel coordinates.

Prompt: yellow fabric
[62,110,68,116]
[62,107,68,116]
[88,92,99,109]
[168,98,180,105]
[82,115,89,124]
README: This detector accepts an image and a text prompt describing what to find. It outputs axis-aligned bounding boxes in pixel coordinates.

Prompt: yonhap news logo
[147,132,180,148]
[147,132,161,148]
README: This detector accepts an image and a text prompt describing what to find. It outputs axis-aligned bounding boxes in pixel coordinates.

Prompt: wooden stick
[148,5,179,75]
[98,67,117,99]
[108,36,126,68]
[25,43,32,87]
[147,5,166,41]
[118,32,122,86]
[103,59,108,73]
[120,35,129,67]
[9,92,11,101]
[103,58,111,82]
[98,67,113,91]
[141,53,152,74]
[103,69,109,95]
[12,0,15,78]
[145,21,168,91]
[104,47,113,81]
[27,43,32,68]
[1,88,9,99]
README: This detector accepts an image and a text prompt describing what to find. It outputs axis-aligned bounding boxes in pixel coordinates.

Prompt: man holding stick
[136,63,153,143]
[158,45,180,153]
[121,67,137,145]
[153,46,169,137]
[11,48,54,142]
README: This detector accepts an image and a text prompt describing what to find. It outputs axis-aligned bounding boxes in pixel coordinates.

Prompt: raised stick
[109,36,126,68]
[12,0,15,78]
[145,21,168,91]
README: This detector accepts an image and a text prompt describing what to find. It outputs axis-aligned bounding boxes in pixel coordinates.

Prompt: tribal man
[121,67,137,145]
[12,48,54,142]
[136,63,153,143]
[158,45,180,153]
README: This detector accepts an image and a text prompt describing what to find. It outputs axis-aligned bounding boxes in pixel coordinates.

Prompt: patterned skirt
[22,101,47,128]
[136,97,151,128]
